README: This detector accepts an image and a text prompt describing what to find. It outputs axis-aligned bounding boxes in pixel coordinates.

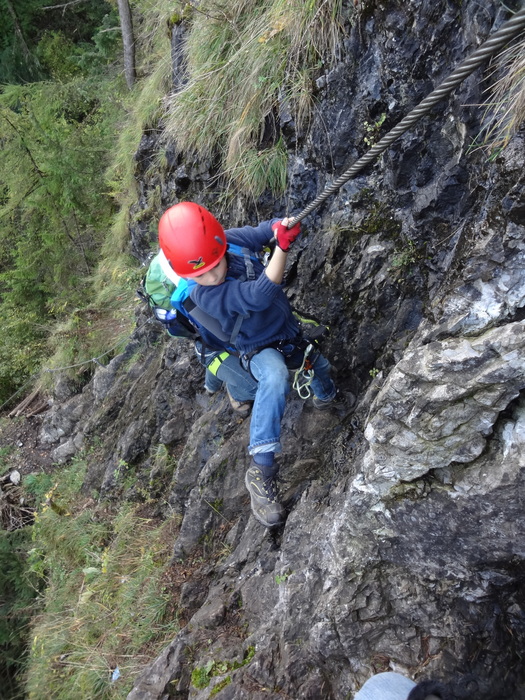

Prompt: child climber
[158,202,341,528]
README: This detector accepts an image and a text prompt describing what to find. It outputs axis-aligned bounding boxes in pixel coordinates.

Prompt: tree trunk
[5,0,33,65]
[117,0,136,89]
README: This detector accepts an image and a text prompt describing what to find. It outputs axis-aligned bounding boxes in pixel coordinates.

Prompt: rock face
[364,320,525,489]
[37,0,525,698]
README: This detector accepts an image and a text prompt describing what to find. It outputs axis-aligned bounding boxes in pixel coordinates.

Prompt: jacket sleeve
[226,219,280,250]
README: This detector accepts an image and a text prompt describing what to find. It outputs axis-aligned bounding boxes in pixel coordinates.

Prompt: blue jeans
[195,343,258,402]
[247,347,335,455]
[354,672,416,700]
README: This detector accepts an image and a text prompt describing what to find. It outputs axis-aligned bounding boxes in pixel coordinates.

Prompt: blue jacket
[170,277,233,352]
[189,220,300,354]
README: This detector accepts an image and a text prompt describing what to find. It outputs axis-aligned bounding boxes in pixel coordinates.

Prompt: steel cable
[288,6,525,227]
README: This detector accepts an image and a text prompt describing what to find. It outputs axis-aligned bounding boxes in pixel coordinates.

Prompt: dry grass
[163,0,347,197]
[478,33,525,153]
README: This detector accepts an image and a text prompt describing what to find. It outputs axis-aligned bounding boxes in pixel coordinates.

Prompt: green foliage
[363,112,386,146]
[0,0,45,83]
[35,31,81,81]
[0,527,39,700]
[0,0,116,84]
[210,675,232,696]
[391,238,422,271]
[0,301,47,407]
[0,0,128,405]
[0,77,118,290]
[0,69,126,403]
[0,444,15,475]
[191,646,256,692]
[275,570,292,584]
[74,9,123,74]
[22,457,180,699]
[191,661,214,689]
[223,138,288,201]
[106,3,174,208]
[23,472,54,503]
[42,297,136,395]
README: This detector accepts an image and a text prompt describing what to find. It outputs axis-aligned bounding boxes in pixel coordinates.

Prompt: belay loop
[292,343,316,399]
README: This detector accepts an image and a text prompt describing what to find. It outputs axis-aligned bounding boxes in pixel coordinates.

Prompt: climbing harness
[292,343,317,399]
[242,331,324,400]
[287,6,525,228]
[206,351,230,376]
[287,316,329,398]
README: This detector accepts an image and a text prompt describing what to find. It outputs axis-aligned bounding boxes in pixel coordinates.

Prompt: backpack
[139,251,177,310]
[137,252,197,339]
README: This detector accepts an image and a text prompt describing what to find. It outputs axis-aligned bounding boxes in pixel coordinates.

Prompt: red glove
[272,220,301,251]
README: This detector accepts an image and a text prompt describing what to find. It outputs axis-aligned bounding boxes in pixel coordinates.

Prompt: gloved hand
[272,219,301,252]
[153,308,178,322]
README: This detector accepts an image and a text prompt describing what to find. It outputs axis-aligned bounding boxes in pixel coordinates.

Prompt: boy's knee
[258,364,289,391]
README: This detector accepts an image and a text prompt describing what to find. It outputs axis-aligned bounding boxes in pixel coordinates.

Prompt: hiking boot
[226,387,252,418]
[245,465,285,528]
[313,389,355,411]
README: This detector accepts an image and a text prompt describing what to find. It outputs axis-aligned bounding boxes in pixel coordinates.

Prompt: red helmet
[158,202,226,277]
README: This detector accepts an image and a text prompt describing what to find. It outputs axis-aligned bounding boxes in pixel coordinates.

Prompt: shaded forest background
[1,0,147,410]
[1,1,167,695]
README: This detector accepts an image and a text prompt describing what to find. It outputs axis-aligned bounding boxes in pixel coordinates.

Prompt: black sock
[252,453,276,479]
